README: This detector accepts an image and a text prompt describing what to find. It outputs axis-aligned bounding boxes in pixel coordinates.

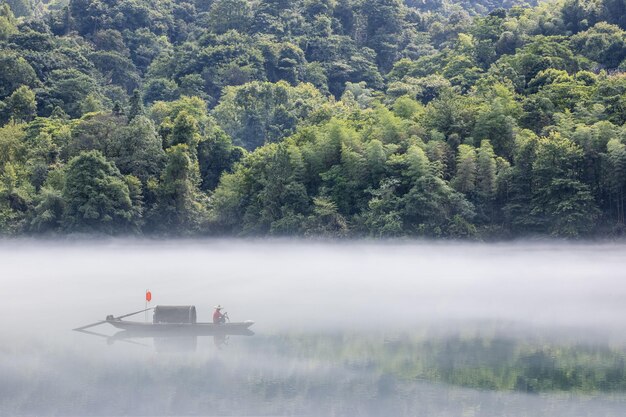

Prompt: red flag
[146,290,152,302]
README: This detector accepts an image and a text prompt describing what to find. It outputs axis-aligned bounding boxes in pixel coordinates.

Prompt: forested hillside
[2,0,626,237]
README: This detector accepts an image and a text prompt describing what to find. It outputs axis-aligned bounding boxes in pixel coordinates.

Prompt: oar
[73,307,154,331]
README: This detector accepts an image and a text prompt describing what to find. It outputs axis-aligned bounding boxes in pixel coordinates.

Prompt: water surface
[1,240,625,416]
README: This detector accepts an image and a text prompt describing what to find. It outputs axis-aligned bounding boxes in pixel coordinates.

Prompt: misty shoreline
[2,235,626,247]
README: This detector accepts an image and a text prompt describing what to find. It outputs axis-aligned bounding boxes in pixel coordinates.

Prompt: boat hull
[106,320,255,337]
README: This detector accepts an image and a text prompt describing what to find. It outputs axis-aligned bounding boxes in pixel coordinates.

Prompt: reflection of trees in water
[246,332,626,394]
[73,329,626,394]
[3,333,626,416]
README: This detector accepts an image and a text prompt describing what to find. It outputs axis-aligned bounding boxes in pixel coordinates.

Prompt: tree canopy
[2,0,626,238]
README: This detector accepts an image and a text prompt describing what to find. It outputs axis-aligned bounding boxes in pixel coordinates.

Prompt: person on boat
[213,305,225,324]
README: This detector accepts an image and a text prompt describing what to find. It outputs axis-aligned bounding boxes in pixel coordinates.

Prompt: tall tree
[150,144,207,233]
[111,115,165,182]
[128,89,145,121]
[605,138,626,225]
[531,133,600,236]
[476,139,497,201]
[63,151,140,233]
[452,144,477,194]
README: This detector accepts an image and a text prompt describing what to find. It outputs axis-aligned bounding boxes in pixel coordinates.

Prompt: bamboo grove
[2,0,626,237]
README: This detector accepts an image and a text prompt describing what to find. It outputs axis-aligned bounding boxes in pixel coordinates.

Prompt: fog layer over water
[1,240,625,416]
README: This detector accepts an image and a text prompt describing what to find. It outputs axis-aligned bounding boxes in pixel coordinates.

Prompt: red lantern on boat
[146,290,152,302]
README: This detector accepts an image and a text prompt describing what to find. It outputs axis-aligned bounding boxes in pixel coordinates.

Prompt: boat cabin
[152,305,197,324]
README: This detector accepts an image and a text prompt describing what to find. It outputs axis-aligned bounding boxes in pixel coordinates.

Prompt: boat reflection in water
[73,305,255,352]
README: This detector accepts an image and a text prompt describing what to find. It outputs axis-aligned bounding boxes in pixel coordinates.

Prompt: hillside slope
[1,0,626,237]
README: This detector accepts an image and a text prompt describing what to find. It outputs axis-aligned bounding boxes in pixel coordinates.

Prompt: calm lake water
[1,239,625,416]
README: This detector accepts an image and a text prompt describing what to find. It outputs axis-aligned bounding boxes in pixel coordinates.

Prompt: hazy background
[1,239,625,416]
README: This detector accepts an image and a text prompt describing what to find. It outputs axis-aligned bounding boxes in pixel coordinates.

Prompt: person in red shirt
[213,305,225,324]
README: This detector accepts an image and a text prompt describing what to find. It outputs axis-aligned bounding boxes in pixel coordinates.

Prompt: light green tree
[150,144,208,233]
[452,144,477,194]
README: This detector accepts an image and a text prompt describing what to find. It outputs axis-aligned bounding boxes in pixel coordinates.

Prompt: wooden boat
[74,305,255,338]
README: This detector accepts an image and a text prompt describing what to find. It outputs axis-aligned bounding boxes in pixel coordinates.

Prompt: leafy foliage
[1,0,626,237]
[62,150,141,233]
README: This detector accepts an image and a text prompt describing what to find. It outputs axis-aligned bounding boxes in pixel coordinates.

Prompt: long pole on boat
[73,307,154,331]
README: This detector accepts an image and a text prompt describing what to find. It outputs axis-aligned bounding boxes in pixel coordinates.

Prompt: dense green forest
[2,0,626,237]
